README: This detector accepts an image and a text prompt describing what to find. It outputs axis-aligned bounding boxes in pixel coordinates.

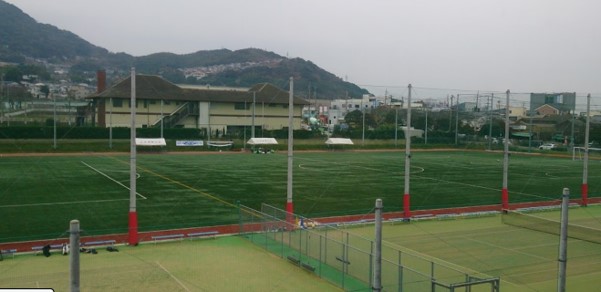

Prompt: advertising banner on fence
[176,140,204,147]
[135,138,167,146]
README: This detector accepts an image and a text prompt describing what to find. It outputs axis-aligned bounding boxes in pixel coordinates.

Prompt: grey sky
[5,0,601,102]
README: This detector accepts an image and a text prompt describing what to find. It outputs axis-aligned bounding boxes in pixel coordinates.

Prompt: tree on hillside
[344,109,375,130]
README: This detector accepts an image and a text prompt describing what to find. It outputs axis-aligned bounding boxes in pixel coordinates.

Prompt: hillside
[0,0,368,98]
[0,0,109,63]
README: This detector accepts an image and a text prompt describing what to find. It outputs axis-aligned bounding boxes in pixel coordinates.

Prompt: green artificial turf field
[1,150,598,242]
[346,204,601,291]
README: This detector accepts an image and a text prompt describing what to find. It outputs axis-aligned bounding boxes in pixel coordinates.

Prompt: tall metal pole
[394,106,398,148]
[252,91,256,138]
[286,77,294,217]
[128,68,138,246]
[502,90,510,210]
[53,93,57,149]
[570,109,575,151]
[582,94,591,206]
[557,187,569,292]
[403,84,412,218]
[488,94,494,150]
[373,199,383,292]
[424,107,428,144]
[362,102,366,146]
[455,94,459,145]
[528,110,533,152]
[69,219,80,292]
[449,95,453,132]
[160,99,164,138]
[109,97,113,149]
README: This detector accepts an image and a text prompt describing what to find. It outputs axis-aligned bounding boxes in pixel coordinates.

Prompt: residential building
[530,92,576,114]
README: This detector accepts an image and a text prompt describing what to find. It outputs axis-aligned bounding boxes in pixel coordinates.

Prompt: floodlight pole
[69,219,80,292]
[128,68,138,245]
[558,187,569,292]
[286,77,294,219]
[582,94,591,206]
[501,90,510,210]
[403,84,412,218]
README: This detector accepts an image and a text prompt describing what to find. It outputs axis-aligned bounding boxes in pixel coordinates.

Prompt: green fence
[238,203,500,291]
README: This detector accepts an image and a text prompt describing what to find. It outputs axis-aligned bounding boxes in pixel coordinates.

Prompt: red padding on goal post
[286,202,294,226]
[128,211,138,246]
[403,193,411,218]
[502,188,509,210]
[582,184,589,207]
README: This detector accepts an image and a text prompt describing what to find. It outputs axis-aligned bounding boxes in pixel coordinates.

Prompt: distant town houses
[180,59,283,81]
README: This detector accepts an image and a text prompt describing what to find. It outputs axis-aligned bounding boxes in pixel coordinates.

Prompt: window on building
[112,99,123,107]
[235,103,250,110]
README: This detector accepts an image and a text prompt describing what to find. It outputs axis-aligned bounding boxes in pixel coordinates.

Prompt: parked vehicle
[539,143,556,150]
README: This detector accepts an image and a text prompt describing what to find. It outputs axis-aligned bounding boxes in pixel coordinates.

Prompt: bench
[287,255,300,265]
[187,231,219,239]
[301,262,316,272]
[1,249,17,260]
[83,240,116,248]
[151,234,184,244]
[32,244,63,255]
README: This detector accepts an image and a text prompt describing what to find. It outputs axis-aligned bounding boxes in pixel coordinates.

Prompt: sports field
[0,150,598,243]
[2,206,600,291]
[0,236,340,291]
[347,204,601,291]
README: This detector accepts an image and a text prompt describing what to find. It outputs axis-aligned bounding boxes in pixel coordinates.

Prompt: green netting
[502,209,601,244]
[238,203,499,291]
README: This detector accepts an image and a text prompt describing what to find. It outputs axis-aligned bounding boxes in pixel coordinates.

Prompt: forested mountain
[0,0,109,63]
[0,0,368,98]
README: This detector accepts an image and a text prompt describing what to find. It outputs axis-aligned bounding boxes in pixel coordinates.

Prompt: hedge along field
[0,150,598,243]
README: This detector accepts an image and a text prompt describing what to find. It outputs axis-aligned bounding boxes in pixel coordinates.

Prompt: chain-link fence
[238,203,500,291]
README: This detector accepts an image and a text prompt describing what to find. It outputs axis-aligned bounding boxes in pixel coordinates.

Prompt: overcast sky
[5,0,601,104]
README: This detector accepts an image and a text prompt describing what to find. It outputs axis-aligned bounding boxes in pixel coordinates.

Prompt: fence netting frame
[238,203,500,291]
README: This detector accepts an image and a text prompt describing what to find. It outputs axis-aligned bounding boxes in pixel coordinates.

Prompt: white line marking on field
[0,198,129,208]
[156,261,190,292]
[81,161,147,199]
[413,175,550,200]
